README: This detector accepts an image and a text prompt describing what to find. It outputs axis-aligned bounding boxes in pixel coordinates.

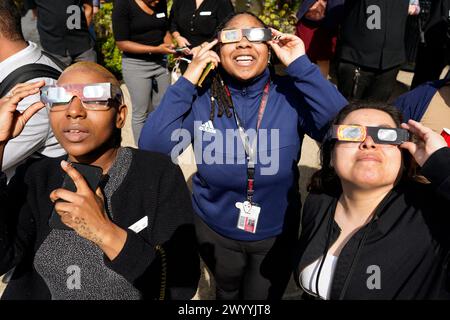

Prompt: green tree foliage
[259,0,301,34]
[233,0,301,33]
[94,2,122,77]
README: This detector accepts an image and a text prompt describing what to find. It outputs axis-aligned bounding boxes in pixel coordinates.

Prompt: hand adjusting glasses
[41,83,123,111]
[332,125,410,146]
[218,28,272,44]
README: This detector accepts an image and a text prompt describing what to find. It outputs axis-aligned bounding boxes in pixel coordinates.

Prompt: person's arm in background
[2,78,65,181]
[115,41,175,55]
[164,31,174,47]
[112,0,175,55]
[83,0,94,26]
[393,82,441,124]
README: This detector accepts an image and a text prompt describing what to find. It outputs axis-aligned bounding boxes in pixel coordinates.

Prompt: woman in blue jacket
[139,12,347,300]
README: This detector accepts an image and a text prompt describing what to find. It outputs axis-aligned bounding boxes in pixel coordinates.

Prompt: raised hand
[153,43,176,54]
[0,81,45,145]
[400,120,448,167]
[183,39,220,86]
[267,28,306,67]
[50,160,127,260]
[305,0,327,21]
[175,35,192,55]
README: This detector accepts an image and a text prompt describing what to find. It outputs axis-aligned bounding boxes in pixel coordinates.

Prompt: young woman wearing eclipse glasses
[0,63,200,300]
[295,102,450,300]
[139,12,347,300]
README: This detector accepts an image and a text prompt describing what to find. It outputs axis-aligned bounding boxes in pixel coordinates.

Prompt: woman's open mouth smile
[233,54,256,67]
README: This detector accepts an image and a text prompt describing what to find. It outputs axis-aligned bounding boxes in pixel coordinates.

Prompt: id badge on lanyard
[225,82,270,234]
[236,200,261,234]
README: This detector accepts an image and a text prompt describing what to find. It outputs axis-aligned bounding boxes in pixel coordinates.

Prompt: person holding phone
[0,62,200,300]
[139,12,347,300]
[112,0,175,143]
[169,0,234,72]
[170,0,234,53]
[295,102,450,300]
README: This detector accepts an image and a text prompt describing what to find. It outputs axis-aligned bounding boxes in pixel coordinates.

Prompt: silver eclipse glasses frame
[218,28,272,44]
[40,82,123,110]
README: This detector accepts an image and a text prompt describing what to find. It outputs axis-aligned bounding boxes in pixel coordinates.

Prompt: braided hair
[209,72,233,121]
[208,12,270,122]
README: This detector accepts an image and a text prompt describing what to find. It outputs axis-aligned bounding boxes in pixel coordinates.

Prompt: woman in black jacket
[295,102,450,300]
[0,62,200,300]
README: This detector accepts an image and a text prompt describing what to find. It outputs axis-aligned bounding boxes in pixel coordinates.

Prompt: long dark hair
[208,12,271,122]
[308,102,413,195]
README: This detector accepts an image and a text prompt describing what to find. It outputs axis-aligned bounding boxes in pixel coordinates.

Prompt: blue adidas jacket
[139,55,347,241]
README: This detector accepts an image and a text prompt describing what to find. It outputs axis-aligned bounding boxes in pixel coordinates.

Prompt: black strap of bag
[0,63,62,98]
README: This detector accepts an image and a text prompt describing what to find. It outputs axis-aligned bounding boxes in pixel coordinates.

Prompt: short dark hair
[308,101,412,195]
[0,0,24,41]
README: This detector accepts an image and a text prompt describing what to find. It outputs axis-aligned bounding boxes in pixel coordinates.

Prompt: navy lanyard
[224,81,270,203]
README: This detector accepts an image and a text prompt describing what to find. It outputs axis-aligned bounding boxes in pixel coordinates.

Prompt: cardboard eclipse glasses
[41,83,122,110]
[218,28,272,44]
[332,125,410,145]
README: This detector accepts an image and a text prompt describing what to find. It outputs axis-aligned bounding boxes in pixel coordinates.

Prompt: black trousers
[194,214,295,300]
[337,61,400,102]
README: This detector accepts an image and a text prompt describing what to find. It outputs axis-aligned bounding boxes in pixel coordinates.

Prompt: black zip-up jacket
[295,147,450,299]
[0,148,200,300]
[338,0,409,70]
